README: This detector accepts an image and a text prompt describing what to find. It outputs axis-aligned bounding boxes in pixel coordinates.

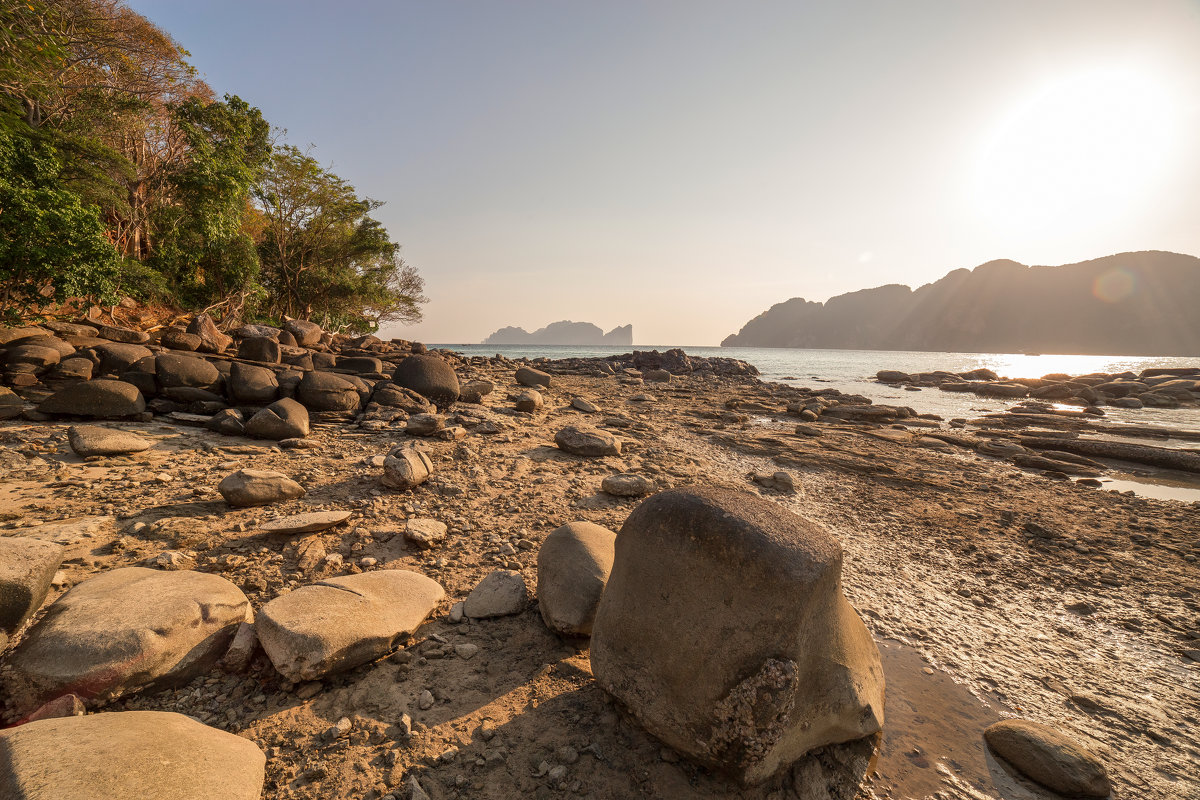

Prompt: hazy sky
[130,1,1200,345]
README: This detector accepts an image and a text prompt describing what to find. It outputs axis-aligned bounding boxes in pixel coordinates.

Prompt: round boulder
[244,398,309,440]
[601,473,656,497]
[392,354,460,409]
[590,487,884,785]
[296,370,362,412]
[228,361,279,404]
[283,318,323,347]
[537,521,616,636]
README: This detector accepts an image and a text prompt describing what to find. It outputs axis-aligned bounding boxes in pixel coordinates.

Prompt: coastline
[2,346,1198,798]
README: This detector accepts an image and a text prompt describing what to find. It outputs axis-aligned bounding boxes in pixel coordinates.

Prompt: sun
[971,66,1180,236]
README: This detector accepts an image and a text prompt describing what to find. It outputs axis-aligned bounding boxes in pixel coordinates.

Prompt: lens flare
[1093,267,1135,303]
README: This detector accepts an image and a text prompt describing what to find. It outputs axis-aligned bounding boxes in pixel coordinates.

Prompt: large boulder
[256,570,445,681]
[89,342,152,375]
[158,327,203,352]
[38,380,145,418]
[186,313,232,353]
[244,398,309,440]
[392,354,460,409]
[283,318,323,347]
[237,336,281,364]
[155,353,221,390]
[0,710,266,800]
[590,487,884,785]
[555,424,621,457]
[228,361,279,405]
[218,469,305,507]
[67,425,152,457]
[536,522,616,636]
[96,324,149,344]
[984,720,1111,798]
[296,370,362,412]
[5,344,61,373]
[381,445,434,490]
[0,537,64,636]
[7,568,249,711]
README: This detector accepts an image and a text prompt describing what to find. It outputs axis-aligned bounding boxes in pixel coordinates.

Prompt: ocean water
[436,344,1200,435]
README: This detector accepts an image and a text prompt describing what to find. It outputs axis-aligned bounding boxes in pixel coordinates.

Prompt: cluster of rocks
[878,366,1200,410]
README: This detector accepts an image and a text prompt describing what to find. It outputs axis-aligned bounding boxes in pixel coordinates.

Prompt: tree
[0,126,120,316]
[151,94,270,307]
[255,145,425,333]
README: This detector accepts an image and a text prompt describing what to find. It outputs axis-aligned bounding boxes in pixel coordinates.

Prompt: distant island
[483,320,633,346]
[722,250,1200,356]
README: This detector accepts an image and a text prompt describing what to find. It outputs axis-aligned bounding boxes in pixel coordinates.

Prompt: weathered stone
[463,570,528,619]
[296,370,362,411]
[0,537,64,636]
[459,379,495,403]
[159,328,203,352]
[38,380,146,418]
[5,344,61,372]
[601,473,656,497]
[555,424,621,457]
[52,356,94,381]
[205,408,246,436]
[393,354,460,409]
[404,518,447,549]
[515,389,544,412]
[89,342,152,375]
[97,324,149,344]
[8,568,249,710]
[229,361,279,404]
[590,487,884,785]
[371,382,435,413]
[283,318,323,346]
[405,413,444,437]
[262,510,353,535]
[515,366,551,388]
[218,469,305,507]
[984,720,1111,798]
[67,424,152,457]
[381,445,434,490]
[257,571,445,681]
[237,336,281,364]
[537,522,616,636]
[0,711,266,799]
[571,397,599,413]
[337,356,383,374]
[186,313,232,353]
[244,398,309,440]
[0,386,24,418]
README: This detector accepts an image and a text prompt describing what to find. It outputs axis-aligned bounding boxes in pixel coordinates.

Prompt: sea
[435,344,1200,437]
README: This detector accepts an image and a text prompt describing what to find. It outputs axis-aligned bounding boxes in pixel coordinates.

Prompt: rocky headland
[483,321,633,347]
[723,250,1200,355]
[0,316,1197,800]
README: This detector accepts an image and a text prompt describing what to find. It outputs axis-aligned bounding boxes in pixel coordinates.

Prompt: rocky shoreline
[1,321,1198,799]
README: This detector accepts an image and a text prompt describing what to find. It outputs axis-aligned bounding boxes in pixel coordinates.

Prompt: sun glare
[972,66,1180,236]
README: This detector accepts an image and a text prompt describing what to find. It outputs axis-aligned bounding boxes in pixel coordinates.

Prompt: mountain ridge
[722,251,1200,356]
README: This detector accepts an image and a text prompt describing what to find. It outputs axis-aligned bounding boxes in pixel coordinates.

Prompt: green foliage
[256,146,426,333]
[0,126,120,315]
[151,94,270,305]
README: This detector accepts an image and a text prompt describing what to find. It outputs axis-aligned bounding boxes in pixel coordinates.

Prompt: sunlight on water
[979,353,1151,380]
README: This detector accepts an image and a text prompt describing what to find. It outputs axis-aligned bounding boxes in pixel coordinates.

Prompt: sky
[129,0,1200,345]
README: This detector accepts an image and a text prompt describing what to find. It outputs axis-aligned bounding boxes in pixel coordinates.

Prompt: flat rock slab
[404,518,447,549]
[8,567,249,712]
[463,570,528,619]
[261,511,353,535]
[0,537,65,635]
[601,473,656,497]
[984,719,1111,797]
[0,710,265,800]
[8,516,115,546]
[257,570,446,681]
[67,425,152,457]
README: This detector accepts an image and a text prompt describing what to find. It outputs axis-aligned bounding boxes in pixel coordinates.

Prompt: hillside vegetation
[0,0,425,333]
